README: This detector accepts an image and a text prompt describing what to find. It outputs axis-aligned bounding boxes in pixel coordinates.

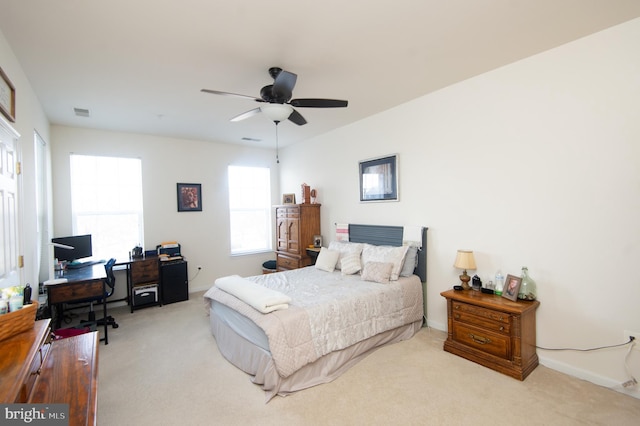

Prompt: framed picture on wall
[359,154,398,202]
[0,66,16,122]
[177,183,202,212]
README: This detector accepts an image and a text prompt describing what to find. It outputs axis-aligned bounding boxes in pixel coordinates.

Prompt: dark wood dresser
[275,203,321,271]
[441,289,540,380]
[0,319,99,425]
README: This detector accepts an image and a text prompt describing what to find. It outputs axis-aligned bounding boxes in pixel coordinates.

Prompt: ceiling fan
[201,67,348,125]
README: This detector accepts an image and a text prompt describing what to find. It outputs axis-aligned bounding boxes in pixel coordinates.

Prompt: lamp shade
[260,104,293,122]
[453,250,477,270]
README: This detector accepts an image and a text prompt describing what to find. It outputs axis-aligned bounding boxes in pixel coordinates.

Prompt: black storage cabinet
[160,260,189,304]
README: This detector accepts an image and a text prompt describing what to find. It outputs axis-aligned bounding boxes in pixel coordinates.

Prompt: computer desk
[45,263,110,344]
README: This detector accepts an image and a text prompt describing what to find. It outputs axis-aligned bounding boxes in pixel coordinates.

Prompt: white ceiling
[1,1,639,148]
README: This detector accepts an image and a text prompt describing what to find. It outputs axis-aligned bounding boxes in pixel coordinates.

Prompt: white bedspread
[204,267,423,378]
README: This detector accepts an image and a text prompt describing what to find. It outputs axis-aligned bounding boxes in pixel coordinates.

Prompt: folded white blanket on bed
[215,275,291,313]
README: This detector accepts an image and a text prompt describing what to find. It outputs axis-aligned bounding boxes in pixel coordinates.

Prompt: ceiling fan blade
[290,98,348,108]
[201,89,261,102]
[288,109,307,126]
[272,70,297,100]
[230,107,261,122]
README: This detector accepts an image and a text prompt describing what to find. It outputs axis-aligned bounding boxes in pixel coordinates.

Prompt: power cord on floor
[536,336,635,352]
[538,336,637,388]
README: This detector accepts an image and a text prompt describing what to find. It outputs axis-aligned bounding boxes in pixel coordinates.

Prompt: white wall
[0,28,52,289]
[279,18,640,393]
[50,126,280,298]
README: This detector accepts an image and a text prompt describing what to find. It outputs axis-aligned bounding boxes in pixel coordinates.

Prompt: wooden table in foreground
[0,319,99,425]
[441,289,540,380]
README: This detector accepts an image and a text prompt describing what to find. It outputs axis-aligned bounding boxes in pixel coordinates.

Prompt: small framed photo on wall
[177,183,202,212]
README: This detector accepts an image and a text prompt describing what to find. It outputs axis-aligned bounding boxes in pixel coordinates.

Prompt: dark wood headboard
[348,224,427,283]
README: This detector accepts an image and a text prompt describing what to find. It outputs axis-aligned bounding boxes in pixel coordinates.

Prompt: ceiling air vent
[241,137,261,142]
[74,107,90,117]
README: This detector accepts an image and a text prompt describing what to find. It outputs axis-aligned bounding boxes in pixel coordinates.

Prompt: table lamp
[454,250,477,290]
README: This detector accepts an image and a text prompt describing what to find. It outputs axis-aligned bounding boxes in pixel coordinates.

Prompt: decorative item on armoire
[301,183,311,204]
[310,188,317,204]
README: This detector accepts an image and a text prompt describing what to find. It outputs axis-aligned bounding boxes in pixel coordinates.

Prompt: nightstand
[441,289,540,380]
[305,247,321,265]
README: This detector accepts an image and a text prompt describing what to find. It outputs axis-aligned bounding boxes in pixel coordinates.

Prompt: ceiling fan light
[260,104,293,122]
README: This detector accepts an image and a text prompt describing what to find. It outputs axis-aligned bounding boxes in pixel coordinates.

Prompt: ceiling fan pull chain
[275,121,280,164]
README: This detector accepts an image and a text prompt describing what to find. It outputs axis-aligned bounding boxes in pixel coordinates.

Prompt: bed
[204,224,428,401]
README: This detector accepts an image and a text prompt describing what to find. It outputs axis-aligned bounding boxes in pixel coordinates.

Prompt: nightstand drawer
[453,301,510,325]
[452,323,510,360]
[453,310,511,334]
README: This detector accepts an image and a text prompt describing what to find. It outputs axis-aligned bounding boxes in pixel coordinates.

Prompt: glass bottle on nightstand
[518,266,537,300]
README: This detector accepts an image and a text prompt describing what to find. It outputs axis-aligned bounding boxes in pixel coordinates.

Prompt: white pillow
[361,261,393,284]
[361,244,409,281]
[328,241,364,270]
[399,245,419,277]
[315,248,340,272]
[340,253,362,275]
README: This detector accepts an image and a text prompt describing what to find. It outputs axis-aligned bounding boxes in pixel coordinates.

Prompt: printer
[157,241,182,261]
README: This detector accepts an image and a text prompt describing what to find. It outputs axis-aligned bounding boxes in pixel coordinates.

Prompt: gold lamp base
[459,270,471,290]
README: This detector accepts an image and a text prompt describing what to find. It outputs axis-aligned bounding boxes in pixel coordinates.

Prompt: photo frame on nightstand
[502,274,521,301]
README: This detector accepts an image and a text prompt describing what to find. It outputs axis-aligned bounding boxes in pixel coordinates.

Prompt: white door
[0,115,21,288]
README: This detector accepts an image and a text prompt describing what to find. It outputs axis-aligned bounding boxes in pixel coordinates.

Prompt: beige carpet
[91,292,640,425]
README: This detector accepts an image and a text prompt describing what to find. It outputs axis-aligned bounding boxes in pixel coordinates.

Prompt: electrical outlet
[624,330,640,350]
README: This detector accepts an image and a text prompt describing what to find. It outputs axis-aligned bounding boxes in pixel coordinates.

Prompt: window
[69,154,144,260]
[228,166,272,255]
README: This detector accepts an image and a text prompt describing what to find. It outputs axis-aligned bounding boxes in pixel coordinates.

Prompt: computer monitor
[52,234,93,262]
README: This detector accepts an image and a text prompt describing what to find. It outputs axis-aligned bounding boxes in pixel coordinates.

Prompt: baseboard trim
[426,320,446,331]
[539,355,640,399]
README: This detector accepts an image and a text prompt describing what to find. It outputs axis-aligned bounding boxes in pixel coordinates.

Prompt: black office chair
[82,258,119,329]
